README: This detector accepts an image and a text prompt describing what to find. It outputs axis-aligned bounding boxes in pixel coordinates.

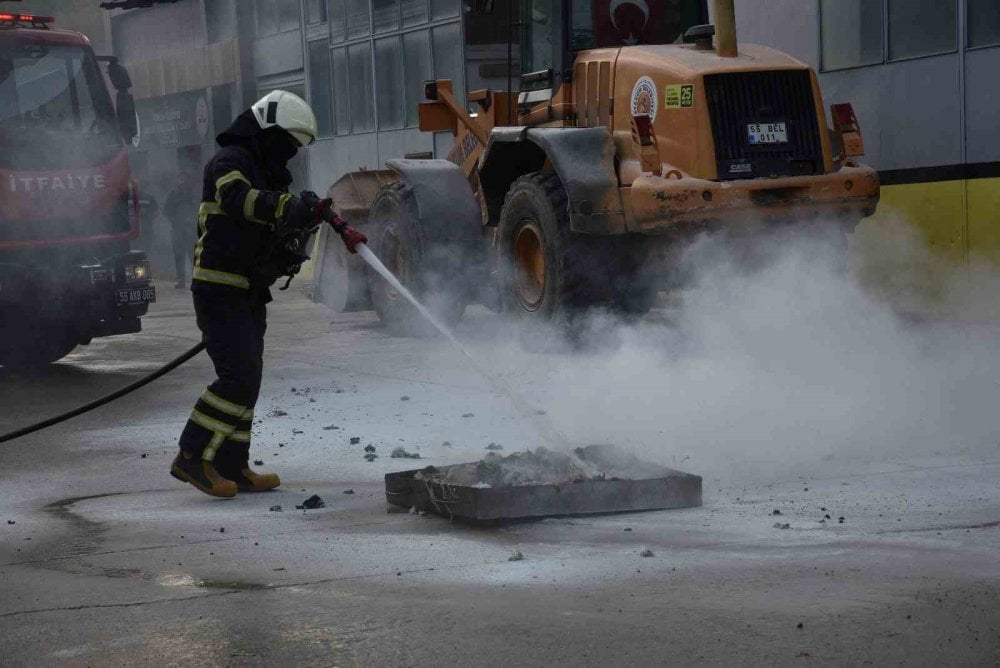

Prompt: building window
[969,0,1000,49]
[819,0,883,71]
[330,0,346,41]
[375,36,404,129]
[347,0,371,38]
[373,0,400,33]
[308,0,464,137]
[308,40,334,137]
[307,0,328,24]
[402,30,431,127]
[331,47,351,135]
[256,0,300,36]
[431,0,460,20]
[432,23,464,96]
[402,0,428,26]
[347,42,375,132]
[888,0,957,61]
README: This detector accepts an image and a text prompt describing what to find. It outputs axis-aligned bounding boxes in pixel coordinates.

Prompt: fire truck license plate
[116,287,156,307]
[747,122,788,145]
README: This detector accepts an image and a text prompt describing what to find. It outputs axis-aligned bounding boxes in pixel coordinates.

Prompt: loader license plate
[116,286,156,307]
[747,122,787,145]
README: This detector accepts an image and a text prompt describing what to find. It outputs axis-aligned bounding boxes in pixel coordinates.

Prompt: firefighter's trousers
[178,290,267,463]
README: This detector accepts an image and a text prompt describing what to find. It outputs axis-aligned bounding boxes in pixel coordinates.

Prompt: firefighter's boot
[229,463,281,492]
[170,450,238,498]
[216,456,280,492]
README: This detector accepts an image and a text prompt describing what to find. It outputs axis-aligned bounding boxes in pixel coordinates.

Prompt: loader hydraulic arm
[418,80,489,146]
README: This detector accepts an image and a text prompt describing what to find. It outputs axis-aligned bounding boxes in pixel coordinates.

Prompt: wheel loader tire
[0,326,77,369]
[367,181,467,336]
[497,172,622,321]
[611,280,657,317]
[607,238,657,317]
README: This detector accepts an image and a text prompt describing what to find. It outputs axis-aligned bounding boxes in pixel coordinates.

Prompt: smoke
[471,218,1000,483]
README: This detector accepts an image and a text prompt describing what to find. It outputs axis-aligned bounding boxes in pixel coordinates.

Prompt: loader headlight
[124,261,150,282]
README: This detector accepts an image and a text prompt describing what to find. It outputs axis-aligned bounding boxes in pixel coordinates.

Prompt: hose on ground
[0,342,206,445]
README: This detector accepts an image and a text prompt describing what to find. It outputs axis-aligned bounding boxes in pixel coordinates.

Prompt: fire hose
[0,202,363,445]
[0,342,206,445]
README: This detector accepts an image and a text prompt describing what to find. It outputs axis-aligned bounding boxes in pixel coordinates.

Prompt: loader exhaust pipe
[712,0,738,57]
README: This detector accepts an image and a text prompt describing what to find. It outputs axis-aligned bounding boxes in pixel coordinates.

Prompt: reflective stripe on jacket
[193,145,293,291]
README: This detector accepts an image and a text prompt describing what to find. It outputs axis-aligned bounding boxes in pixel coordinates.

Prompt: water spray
[355,242,571,451]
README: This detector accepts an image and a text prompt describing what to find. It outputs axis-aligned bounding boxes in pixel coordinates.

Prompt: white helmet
[251,90,318,147]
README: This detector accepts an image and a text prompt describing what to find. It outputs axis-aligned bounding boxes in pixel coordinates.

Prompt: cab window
[570,0,705,51]
[521,0,555,72]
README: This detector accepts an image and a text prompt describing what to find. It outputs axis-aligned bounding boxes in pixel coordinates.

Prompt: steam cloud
[473,217,1000,483]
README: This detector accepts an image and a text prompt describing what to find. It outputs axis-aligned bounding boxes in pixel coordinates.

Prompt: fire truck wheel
[497,171,614,321]
[367,181,467,336]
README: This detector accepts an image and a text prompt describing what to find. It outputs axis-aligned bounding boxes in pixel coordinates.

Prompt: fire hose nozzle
[314,201,348,233]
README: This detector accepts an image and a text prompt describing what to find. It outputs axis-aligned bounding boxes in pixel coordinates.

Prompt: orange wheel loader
[323,0,879,334]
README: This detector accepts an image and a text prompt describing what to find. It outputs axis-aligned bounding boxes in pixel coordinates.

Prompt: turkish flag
[591,0,681,47]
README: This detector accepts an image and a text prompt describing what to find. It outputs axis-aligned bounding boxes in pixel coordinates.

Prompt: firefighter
[170,90,366,498]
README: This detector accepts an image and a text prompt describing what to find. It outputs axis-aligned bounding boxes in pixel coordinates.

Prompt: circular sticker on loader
[630,76,658,122]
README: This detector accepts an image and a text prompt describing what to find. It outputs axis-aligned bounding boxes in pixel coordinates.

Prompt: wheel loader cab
[517,0,708,125]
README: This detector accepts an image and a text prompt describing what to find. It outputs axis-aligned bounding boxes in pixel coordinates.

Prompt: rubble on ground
[391,447,420,459]
[416,445,658,488]
[295,495,325,510]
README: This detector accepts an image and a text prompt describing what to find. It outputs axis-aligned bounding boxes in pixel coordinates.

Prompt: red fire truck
[0,12,154,368]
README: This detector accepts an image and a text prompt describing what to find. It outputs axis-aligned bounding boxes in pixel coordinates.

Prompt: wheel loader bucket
[312,170,397,312]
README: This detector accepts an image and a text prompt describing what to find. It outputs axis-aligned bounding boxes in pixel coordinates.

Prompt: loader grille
[704,69,824,181]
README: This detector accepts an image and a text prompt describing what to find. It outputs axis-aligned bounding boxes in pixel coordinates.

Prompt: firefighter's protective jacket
[193,110,294,294]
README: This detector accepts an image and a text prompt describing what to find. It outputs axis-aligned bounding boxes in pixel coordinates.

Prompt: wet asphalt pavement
[1,281,999,666]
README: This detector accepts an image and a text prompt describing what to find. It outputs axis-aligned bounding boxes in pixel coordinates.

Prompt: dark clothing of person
[177,290,267,463]
[178,112,297,463]
[192,112,296,297]
[164,185,198,281]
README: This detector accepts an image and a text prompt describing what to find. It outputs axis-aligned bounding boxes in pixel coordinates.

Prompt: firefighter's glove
[339,226,367,255]
[312,196,335,223]
[281,196,317,231]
